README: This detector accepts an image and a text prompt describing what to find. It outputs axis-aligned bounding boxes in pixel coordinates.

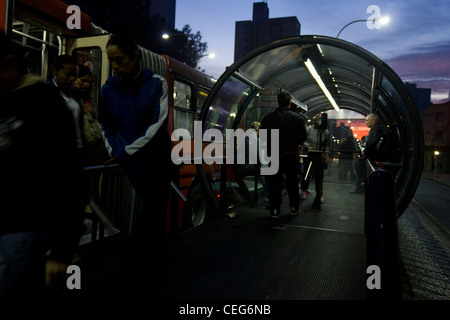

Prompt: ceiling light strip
[304,58,340,111]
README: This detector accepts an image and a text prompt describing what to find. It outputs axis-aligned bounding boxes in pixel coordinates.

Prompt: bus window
[173,80,194,136]
[197,89,209,119]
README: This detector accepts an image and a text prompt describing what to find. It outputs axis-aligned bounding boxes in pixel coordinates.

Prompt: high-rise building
[405,82,431,116]
[422,101,450,172]
[149,0,176,29]
[234,1,300,61]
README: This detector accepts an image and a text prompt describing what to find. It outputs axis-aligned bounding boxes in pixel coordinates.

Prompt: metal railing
[83,164,148,241]
[364,159,402,300]
[82,164,188,243]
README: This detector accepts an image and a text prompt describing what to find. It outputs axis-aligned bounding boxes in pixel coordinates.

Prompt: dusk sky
[175,0,450,103]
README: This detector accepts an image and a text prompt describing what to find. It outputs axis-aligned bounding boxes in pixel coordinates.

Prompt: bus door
[68,34,111,116]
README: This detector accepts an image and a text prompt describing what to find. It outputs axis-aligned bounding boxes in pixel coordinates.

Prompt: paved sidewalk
[421,170,450,187]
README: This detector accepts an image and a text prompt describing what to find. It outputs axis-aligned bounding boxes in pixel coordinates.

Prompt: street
[412,174,450,250]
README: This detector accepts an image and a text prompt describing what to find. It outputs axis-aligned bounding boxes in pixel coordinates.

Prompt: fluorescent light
[304,58,340,111]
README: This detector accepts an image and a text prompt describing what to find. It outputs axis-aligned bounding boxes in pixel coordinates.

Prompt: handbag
[82,108,103,146]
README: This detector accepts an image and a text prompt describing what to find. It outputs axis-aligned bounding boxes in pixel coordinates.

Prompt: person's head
[250,121,261,135]
[277,91,291,109]
[106,33,141,81]
[365,113,379,128]
[313,114,321,127]
[250,121,261,130]
[52,54,78,90]
[76,64,93,93]
[0,31,27,95]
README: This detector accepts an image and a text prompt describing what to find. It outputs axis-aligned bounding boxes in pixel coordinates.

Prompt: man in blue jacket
[98,34,171,292]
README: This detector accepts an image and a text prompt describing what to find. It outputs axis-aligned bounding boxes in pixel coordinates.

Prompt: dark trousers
[123,164,170,297]
[353,155,367,192]
[126,168,169,259]
[301,152,324,197]
[268,153,299,211]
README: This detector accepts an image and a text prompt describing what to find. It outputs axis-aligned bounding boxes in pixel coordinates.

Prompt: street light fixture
[195,52,215,68]
[336,16,390,38]
[202,52,215,59]
[434,150,440,178]
[161,33,186,40]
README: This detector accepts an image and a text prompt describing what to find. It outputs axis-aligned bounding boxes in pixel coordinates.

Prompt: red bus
[5,0,219,236]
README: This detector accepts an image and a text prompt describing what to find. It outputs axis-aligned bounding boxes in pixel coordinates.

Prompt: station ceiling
[201,35,424,216]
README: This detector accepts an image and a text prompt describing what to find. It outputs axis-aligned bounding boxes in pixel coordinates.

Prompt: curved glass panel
[200,36,423,218]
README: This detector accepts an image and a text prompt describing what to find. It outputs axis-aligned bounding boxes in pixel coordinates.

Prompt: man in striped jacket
[98,34,171,296]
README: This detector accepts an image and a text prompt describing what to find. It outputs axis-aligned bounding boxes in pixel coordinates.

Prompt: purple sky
[176,0,450,103]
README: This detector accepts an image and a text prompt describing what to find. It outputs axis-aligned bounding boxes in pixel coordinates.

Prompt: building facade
[422,101,450,173]
[405,82,431,117]
[234,1,300,61]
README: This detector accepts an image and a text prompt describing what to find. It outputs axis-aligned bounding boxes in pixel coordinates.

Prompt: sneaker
[307,189,314,195]
[321,195,324,203]
[300,191,307,199]
[270,209,279,218]
[290,207,299,215]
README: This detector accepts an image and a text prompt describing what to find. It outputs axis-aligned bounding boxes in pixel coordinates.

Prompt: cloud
[383,43,450,102]
[386,46,450,78]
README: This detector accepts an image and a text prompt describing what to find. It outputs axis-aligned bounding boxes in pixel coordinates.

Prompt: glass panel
[197,89,209,119]
[204,76,252,133]
[173,80,194,136]
[73,48,102,117]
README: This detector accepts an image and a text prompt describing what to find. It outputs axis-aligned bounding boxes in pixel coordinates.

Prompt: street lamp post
[434,151,440,178]
[336,17,390,38]
[162,33,215,70]
[336,19,367,38]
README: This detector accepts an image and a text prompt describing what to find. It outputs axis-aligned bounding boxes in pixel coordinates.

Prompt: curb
[410,198,450,252]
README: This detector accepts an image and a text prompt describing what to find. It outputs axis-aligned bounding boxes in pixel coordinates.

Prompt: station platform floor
[56,177,449,308]
[66,179,370,301]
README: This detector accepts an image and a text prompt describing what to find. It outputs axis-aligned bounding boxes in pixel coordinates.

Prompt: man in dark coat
[0,31,86,301]
[351,113,390,193]
[260,91,307,217]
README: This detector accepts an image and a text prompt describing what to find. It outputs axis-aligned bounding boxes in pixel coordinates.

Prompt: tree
[158,25,208,71]
[179,25,208,70]
[124,20,209,71]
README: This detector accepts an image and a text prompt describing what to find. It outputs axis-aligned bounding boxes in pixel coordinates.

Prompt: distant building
[149,0,176,29]
[234,1,301,61]
[63,0,176,32]
[422,101,450,173]
[405,82,431,116]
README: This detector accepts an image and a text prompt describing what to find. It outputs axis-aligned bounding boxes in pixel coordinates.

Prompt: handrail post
[365,160,402,300]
